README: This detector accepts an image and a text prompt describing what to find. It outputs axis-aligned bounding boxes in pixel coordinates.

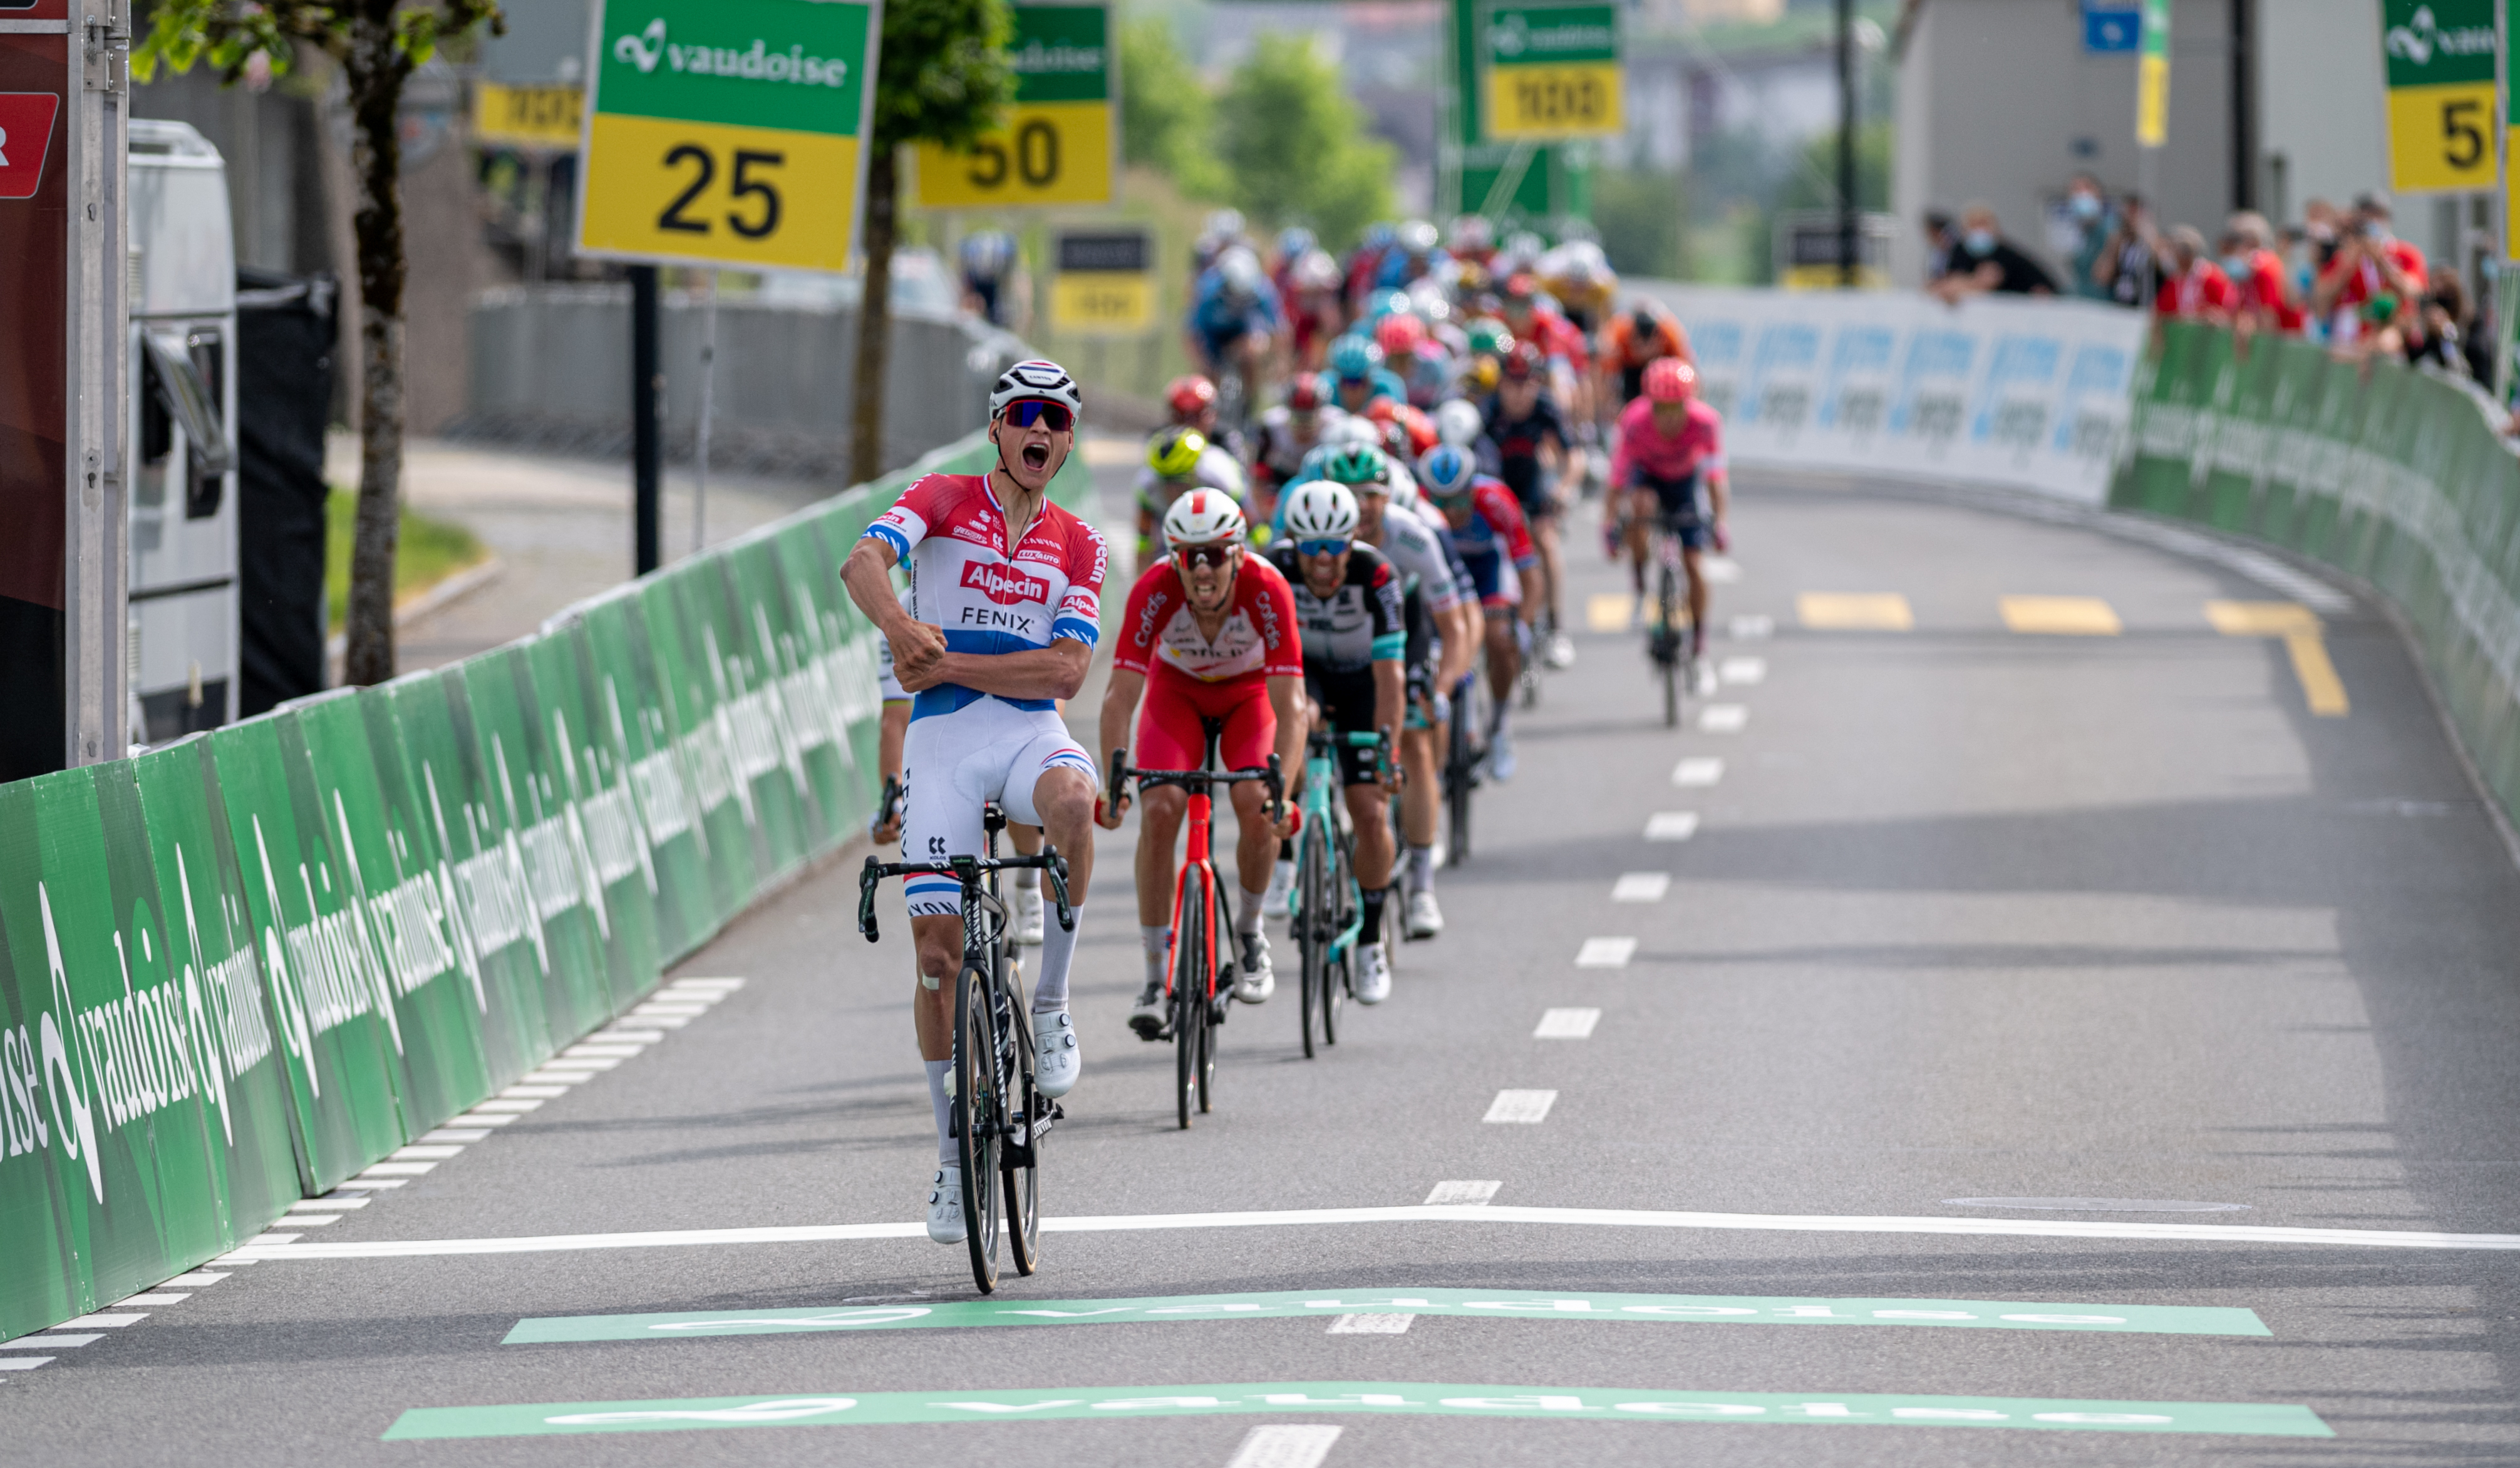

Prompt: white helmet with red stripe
[989,358,1083,418]
[1160,487,1247,547]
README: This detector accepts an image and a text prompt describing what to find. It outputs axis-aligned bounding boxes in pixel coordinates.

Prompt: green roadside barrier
[0,426,1093,1341]
[2115,324,2520,829]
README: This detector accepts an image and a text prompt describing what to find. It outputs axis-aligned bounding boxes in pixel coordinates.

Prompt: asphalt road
[14,465,2520,1466]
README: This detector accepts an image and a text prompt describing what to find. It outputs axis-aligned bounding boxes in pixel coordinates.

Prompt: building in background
[1891,0,2428,289]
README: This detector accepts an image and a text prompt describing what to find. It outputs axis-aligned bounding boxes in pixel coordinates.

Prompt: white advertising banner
[1627,285,2150,505]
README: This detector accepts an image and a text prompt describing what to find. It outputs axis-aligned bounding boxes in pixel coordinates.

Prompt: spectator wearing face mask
[2048,173,2119,299]
[2301,199,2345,272]
[1929,203,2063,302]
[1921,209,1956,283]
[2218,214,2302,334]
[2403,274,2482,380]
[2092,193,2160,309]
[2154,227,2237,323]
[2311,193,2427,346]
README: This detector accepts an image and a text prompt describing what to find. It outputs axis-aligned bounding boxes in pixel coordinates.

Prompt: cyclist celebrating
[1611,358,1729,694]
[843,359,1107,1247]
[1097,491,1306,1038]
[1264,482,1407,1004]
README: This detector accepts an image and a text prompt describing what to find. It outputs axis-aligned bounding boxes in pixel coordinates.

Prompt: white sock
[1141,925,1172,990]
[1013,867,1040,892]
[1272,857,1294,889]
[1033,904,1080,1014]
[1406,845,1435,892]
[924,1059,954,1166]
[1239,885,1268,934]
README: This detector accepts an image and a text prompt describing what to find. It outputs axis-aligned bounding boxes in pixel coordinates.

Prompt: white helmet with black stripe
[989,358,1083,418]
[1279,480,1360,541]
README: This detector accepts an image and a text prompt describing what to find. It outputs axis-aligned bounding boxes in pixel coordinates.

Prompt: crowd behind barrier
[0,430,1095,1344]
[2118,321,2520,832]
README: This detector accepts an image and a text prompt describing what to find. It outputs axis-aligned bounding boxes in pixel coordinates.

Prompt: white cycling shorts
[900,698,1095,917]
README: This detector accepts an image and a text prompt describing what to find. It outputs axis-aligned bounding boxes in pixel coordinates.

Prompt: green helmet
[1323,443,1391,490]
[1467,321,1512,357]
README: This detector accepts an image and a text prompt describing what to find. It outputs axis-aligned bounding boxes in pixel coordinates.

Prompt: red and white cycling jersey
[862,472,1107,718]
[1113,554,1304,688]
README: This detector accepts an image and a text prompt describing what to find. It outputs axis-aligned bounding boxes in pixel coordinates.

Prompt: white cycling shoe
[1033,1010,1080,1097]
[1405,888,1443,939]
[1261,861,1294,919]
[1691,659,1719,696]
[926,1166,966,1244]
[1234,931,1275,1003]
[1354,943,1392,1005]
[1488,729,1517,782]
[1544,633,1576,669]
[1012,887,1045,946]
[1128,981,1169,1040]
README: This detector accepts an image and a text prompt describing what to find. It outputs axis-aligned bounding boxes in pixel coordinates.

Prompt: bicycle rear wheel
[1199,877,1228,1112]
[999,990,1040,1277]
[1657,561,1682,728]
[1444,718,1474,867]
[952,962,1004,1293]
[1322,829,1356,1047]
[1174,878,1205,1129]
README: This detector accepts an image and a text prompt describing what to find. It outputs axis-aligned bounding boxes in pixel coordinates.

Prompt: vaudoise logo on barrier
[6,855,274,1203]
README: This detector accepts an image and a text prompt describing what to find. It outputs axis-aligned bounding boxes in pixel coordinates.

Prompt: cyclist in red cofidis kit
[843,359,1107,1248]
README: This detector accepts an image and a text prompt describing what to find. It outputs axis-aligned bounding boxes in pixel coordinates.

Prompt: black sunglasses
[1001,400,1074,432]
[1174,543,1237,570]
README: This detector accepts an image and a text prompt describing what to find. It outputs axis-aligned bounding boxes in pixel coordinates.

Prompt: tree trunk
[341,9,410,688]
[848,147,898,486]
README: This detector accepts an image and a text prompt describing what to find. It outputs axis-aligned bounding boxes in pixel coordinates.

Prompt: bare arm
[916,636,1093,703]
[842,539,945,686]
[1096,665,1146,827]
[1371,658,1405,790]
[1437,601,1479,688]
[1266,673,1305,831]
[1708,472,1731,527]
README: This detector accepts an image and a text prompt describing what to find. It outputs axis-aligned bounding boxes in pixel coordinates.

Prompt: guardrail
[0,430,1092,1342]
[2115,321,2520,833]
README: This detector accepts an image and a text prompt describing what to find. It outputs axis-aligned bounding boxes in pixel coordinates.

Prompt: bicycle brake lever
[1045,849,1075,931]
[856,856,880,944]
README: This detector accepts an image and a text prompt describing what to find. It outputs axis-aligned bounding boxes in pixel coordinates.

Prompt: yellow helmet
[1147,426,1208,478]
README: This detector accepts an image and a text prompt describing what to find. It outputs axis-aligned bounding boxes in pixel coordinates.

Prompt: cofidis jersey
[863,473,1108,718]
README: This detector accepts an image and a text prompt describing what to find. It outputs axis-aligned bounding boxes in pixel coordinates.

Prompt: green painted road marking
[503,1288,2268,1343]
[383,1382,2333,1440]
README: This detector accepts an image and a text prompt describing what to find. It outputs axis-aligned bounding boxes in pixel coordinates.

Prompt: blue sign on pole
[2084,2,2141,51]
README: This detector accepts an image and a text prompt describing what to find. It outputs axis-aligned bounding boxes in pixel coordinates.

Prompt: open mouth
[1021,442,1050,472]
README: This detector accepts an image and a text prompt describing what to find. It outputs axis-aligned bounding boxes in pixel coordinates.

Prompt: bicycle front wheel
[999,994,1040,1277]
[952,962,1004,1293]
[1174,876,1206,1129]
[1298,822,1329,1058]
[1658,561,1683,728]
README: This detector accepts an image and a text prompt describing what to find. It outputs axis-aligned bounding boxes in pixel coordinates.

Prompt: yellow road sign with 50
[914,3,1117,209]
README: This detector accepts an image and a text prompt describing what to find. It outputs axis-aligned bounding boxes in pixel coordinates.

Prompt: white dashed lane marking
[1698,703,1749,733]
[1536,1008,1603,1039]
[1730,614,1774,639]
[1575,938,1637,968]
[0,1358,53,1370]
[1327,1311,1414,1333]
[0,1333,100,1349]
[1671,757,1723,787]
[1485,1090,1559,1124]
[1643,812,1700,841]
[1226,1424,1344,1468]
[1720,656,1766,685]
[1424,1181,1500,1205]
[1612,872,1670,902]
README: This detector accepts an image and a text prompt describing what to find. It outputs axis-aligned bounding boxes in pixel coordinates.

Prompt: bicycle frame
[1299,728,1390,964]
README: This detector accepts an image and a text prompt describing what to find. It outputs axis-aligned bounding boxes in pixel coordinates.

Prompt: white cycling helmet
[1161,487,1247,548]
[1434,398,1484,447]
[1279,481,1360,542]
[990,358,1082,418]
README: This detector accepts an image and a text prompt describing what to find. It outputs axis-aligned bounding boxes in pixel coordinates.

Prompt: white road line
[1535,1008,1603,1039]
[1730,614,1774,639]
[420,1129,491,1144]
[1327,1313,1415,1334]
[499,1085,571,1099]
[621,1013,692,1028]
[563,1045,646,1059]
[1700,557,1743,584]
[519,1072,594,1086]
[1423,1181,1500,1205]
[450,1113,521,1127]
[1575,937,1637,968]
[534,1056,623,1072]
[222,1202,2520,1261]
[160,1272,229,1286]
[391,1145,465,1162]
[473,1097,547,1112]
[0,1333,99,1349]
[1719,656,1767,685]
[311,1196,371,1209]
[1484,1090,1559,1124]
[357,1161,436,1177]
[1226,1424,1343,1468]
[0,1358,53,1370]
[277,1215,339,1226]
[1644,812,1700,841]
[61,1313,145,1328]
[670,976,747,990]
[118,1292,191,1305]
[1698,703,1749,733]
[1671,757,1724,787]
[1611,872,1670,902]
[596,1028,669,1043]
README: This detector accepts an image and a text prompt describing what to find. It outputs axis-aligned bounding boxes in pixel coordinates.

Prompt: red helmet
[1364,396,1400,425]
[1501,272,1538,303]
[1286,378,1324,413]
[1374,313,1425,359]
[1393,403,1438,457]
[1500,341,1544,381]
[1643,356,1698,403]
[1165,375,1219,418]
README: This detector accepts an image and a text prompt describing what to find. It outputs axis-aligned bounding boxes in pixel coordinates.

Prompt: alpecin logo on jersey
[961,561,1051,606]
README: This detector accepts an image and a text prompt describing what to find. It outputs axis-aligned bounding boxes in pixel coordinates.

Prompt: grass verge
[325,490,490,633]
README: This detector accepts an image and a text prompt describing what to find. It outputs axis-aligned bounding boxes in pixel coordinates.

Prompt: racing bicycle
[1290,726,1394,1058]
[1441,669,1492,868]
[1645,510,1698,728]
[1107,723,1283,1129]
[857,806,1072,1294]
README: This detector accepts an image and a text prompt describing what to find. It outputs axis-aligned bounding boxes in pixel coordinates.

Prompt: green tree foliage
[1774,120,1891,214]
[1119,15,1223,198]
[853,0,1016,482]
[1213,35,1393,251]
[136,0,503,686]
[1593,166,1690,279]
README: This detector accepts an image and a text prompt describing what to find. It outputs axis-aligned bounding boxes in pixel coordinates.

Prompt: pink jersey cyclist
[1610,392,1725,498]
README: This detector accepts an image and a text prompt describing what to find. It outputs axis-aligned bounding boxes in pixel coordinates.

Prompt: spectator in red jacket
[2156,226,2238,323]
[2219,213,2303,334]
[2311,194,2427,346]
